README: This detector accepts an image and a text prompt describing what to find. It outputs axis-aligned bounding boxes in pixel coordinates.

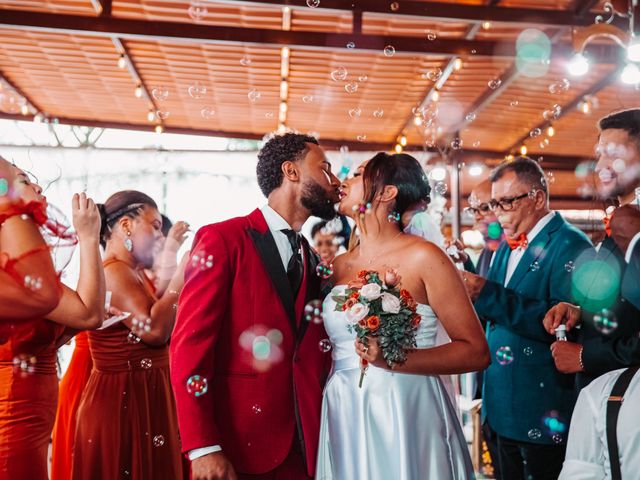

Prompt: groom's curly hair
[256,133,319,197]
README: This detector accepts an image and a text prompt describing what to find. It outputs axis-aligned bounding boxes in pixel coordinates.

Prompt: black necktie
[281,229,303,296]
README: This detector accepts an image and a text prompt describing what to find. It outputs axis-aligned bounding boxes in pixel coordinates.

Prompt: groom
[170,133,340,480]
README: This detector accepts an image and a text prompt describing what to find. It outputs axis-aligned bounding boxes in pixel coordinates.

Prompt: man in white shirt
[462,157,593,480]
[559,367,640,479]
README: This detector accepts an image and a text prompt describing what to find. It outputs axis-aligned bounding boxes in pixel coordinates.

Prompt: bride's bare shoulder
[403,235,450,266]
[331,249,351,274]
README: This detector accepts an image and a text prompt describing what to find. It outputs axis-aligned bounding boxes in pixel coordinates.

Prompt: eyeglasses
[464,203,491,216]
[488,190,536,212]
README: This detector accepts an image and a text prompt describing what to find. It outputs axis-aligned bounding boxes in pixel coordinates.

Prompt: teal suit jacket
[475,213,593,445]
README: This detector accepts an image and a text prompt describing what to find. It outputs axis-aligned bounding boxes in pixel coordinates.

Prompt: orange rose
[357,270,369,279]
[350,292,360,300]
[411,314,421,327]
[343,297,358,311]
[366,315,380,331]
[400,289,417,311]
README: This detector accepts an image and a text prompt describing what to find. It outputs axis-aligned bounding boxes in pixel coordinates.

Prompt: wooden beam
[0,69,46,116]
[101,0,112,16]
[110,38,162,127]
[396,22,483,140]
[454,27,572,135]
[0,9,619,61]
[224,0,595,27]
[574,0,601,17]
[505,65,622,153]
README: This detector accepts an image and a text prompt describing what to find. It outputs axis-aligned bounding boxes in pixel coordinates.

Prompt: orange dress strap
[103,258,157,300]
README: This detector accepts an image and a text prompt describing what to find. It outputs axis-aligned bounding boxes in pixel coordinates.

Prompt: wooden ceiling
[0,0,635,208]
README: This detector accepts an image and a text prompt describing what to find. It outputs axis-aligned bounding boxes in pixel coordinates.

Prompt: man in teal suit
[462,157,593,480]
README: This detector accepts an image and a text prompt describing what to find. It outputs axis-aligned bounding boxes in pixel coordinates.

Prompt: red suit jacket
[170,208,331,476]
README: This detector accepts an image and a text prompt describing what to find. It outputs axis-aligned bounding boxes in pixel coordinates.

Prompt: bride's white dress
[316,286,475,480]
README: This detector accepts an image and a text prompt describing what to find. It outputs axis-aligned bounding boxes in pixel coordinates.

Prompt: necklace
[361,230,403,266]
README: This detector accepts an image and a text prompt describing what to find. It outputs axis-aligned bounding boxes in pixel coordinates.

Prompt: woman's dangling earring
[387,211,401,223]
[124,231,133,252]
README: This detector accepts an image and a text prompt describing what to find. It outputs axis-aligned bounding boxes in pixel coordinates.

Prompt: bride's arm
[359,242,490,375]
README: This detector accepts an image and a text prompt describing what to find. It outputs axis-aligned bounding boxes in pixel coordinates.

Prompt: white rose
[360,283,382,301]
[380,292,401,314]
[346,303,369,324]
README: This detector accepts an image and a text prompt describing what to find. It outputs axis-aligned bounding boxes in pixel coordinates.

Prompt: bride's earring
[351,201,372,215]
[124,231,133,252]
[387,211,401,223]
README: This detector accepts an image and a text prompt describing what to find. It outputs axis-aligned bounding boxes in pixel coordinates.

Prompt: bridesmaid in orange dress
[50,331,92,480]
[72,190,187,480]
[52,218,188,480]
[0,158,106,479]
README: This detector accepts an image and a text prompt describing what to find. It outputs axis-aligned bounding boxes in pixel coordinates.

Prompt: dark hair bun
[363,152,431,218]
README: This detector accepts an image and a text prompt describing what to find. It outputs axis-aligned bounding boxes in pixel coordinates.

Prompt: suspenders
[606,365,640,480]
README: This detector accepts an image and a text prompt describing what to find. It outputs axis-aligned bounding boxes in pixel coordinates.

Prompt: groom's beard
[301,181,337,220]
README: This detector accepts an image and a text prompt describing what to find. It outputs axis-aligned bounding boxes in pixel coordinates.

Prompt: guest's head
[609,204,640,253]
[256,133,340,220]
[0,158,45,207]
[161,214,173,237]
[339,152,430,228]
[311,221,340,262]
[595,109,640,204]
[467,180,496,231]
[98,190,162,269]
[488,157,549,241]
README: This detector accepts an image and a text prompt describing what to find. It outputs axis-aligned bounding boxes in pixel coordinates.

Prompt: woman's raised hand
[72,192,100,241]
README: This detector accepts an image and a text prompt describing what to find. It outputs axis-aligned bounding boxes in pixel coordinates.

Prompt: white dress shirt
[559,368,640,480]
[188,204,296,461]
[504,211,556,286]
[626,232,640,263]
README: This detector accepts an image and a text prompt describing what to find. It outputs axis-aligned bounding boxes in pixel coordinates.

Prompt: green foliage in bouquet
[333,269,421,368]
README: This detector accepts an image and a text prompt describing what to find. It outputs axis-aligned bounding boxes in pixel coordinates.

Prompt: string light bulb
[520,144,528,156]
[394,144,403,154]
[134,85,143,98]
[399,135,407,147]
[147,110,155,122]
[454,58,463,71]
[118,54,126,69]
[154,125,163,134]
[547,125,555,137]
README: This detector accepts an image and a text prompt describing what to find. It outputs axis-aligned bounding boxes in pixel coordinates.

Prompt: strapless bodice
[322,285,440,371]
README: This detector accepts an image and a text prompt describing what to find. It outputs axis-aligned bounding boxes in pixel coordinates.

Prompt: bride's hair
[348,153,430,250]
[363,152,431,217]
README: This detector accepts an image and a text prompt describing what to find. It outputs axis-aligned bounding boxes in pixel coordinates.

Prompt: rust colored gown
[0,247,64,479]
[71,259,184,480]
[50,331,92,480]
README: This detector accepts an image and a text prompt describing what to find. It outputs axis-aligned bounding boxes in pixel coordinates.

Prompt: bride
[316,152,490,480]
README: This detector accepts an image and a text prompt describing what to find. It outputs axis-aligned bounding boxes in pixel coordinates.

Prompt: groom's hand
[191,452,237,480]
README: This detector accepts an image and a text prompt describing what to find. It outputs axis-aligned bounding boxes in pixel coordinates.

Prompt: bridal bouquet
[332,269,421,387]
